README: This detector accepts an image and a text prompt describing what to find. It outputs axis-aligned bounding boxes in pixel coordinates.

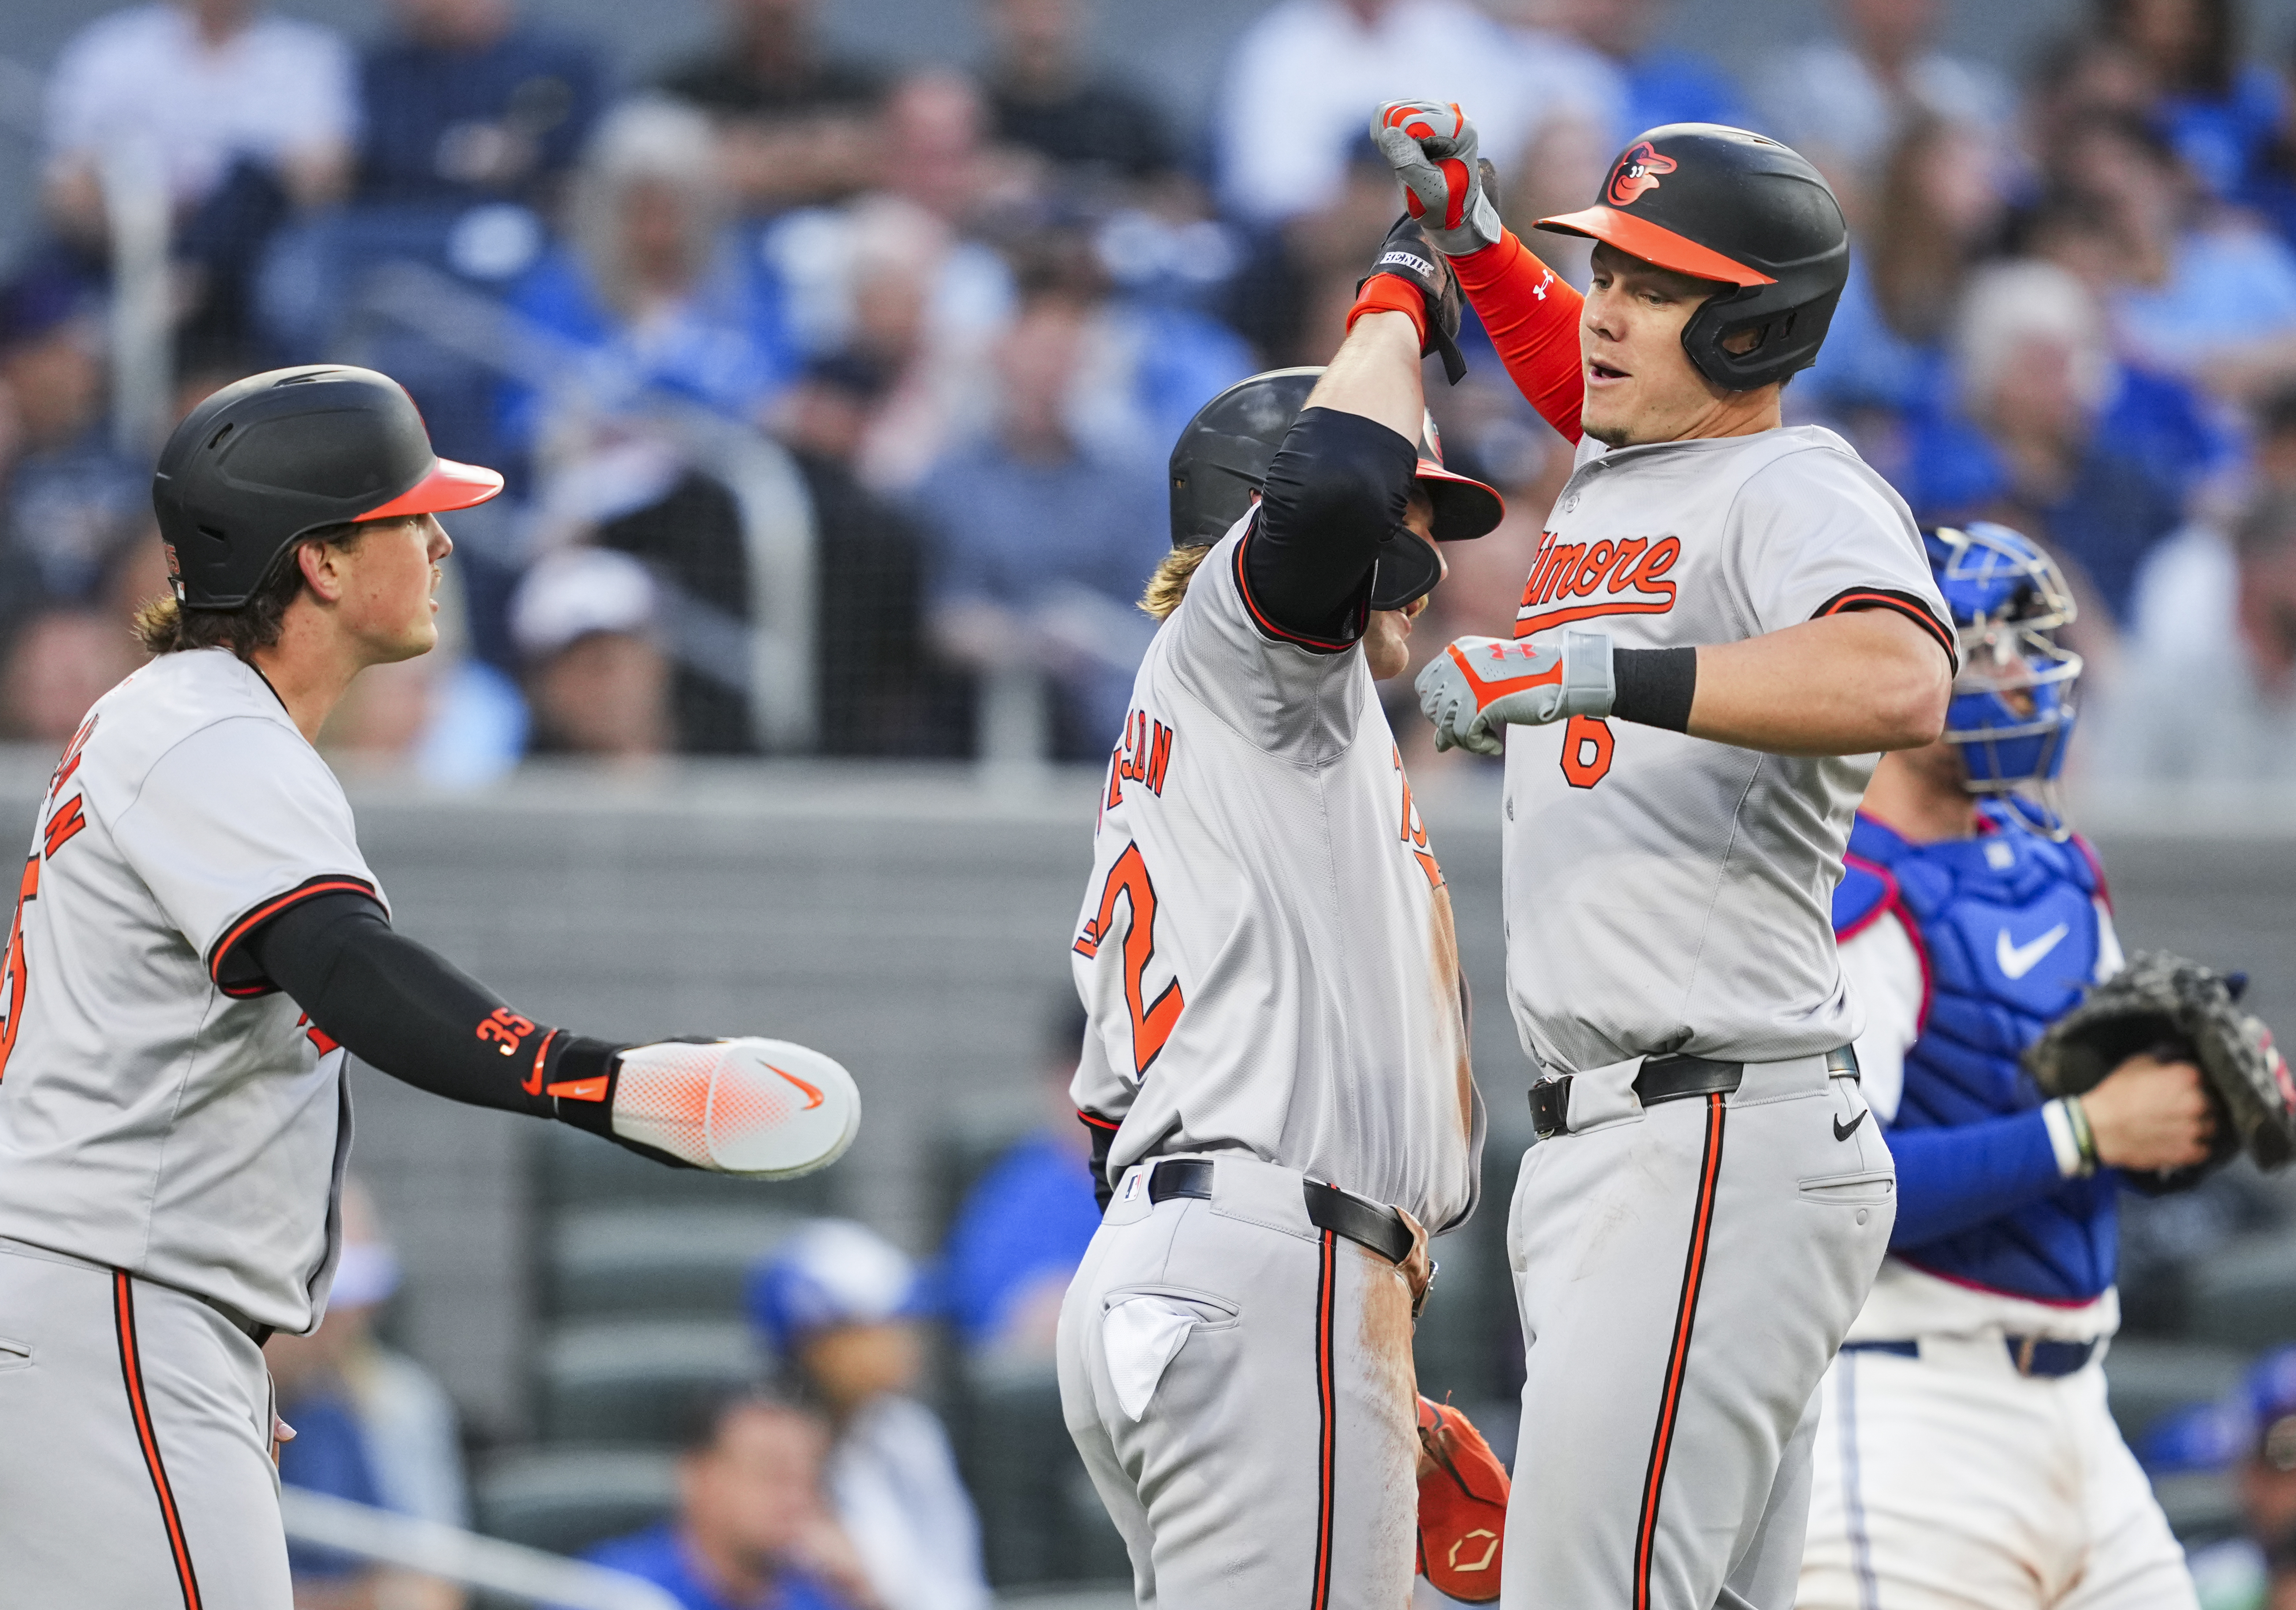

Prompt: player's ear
[294,538,348,605]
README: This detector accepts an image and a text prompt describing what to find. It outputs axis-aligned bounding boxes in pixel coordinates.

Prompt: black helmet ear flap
[1369,530,1442,611]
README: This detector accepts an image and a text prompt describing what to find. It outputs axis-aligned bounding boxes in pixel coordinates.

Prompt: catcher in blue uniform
[1796,523,2296,1610]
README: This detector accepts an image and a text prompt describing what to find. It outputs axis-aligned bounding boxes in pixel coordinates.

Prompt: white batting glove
[1416,632,1616,755]
[606,1037,861,1179]
[1371,99,1504,256]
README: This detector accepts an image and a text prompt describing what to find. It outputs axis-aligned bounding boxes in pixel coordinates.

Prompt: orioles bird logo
[1607,141,1676,205]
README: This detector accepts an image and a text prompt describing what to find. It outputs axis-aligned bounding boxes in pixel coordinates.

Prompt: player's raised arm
[1156,224,1505,669]
[1237,221,1455,647]
[1372,99,1587,442]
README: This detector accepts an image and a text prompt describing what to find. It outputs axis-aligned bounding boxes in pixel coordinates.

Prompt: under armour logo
[1531,270,1553,301]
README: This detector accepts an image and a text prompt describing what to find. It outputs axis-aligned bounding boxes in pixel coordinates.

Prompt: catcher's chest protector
[1837,808,2120,1299]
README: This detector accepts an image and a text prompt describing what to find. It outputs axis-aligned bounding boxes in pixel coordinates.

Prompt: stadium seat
[546,1205,800,1322]
[2101,1337,2250,1444]
[537,1320,763,1446]
[475,1446,677,1558]
[2187,1232,2296,1354]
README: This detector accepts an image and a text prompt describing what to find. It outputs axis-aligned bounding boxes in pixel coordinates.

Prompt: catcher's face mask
[1926,523,2084,839]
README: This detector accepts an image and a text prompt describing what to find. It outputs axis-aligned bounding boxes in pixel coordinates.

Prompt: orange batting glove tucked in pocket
[1416,1395,1510,1602]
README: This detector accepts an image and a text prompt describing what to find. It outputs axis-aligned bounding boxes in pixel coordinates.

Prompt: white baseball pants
[0,1237,290,1610]
[1058,1152,1423,1610]
[1503,1051,1895,1610]
[1798,1339,2197,1610]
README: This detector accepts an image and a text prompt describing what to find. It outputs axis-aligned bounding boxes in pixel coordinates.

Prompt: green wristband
[2064,1095,2099,1174]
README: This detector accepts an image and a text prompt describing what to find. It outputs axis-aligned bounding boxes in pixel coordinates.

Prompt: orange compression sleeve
[1451,230,1585,445]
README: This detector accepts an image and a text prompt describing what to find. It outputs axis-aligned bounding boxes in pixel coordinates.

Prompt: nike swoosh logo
[1834,1111,1867,1142]
[1997,922,2070,981]
[768,1063,825,1111]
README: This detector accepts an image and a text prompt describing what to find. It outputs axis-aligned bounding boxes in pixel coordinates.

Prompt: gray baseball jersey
[1067,518,1483,1232]
[0,648,380,1336]
[1501,426,1955,1074]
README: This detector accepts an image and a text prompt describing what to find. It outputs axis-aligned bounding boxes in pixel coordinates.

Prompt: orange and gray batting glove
[1415,632,1614,755]
[1417,1395,1510,1602]
[1371,99,1505,256]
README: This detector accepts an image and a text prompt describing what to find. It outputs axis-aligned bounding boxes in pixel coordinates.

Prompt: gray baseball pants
[1058,1152,1422,1610]
[1503,1051,1894,1610]
[0,1237,291,1610]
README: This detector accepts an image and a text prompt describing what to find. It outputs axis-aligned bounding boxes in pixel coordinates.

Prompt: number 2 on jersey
[1073,843,1185,1078]
[0,857,38,1084]
[1,762,93,1083]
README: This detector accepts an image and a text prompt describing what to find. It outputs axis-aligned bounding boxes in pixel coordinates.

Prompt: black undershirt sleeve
[246,891,620,1129]
[1241,407,1419,649]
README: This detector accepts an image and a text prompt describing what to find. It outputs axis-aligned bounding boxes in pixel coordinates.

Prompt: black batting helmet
[1537,123,1848,391]
[153,365,504,609]
[1167,368,1502,610]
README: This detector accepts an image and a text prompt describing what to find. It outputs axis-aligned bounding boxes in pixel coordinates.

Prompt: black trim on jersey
[206,873,383,997]
[1810,586,1960,673]
[246,660,292,718]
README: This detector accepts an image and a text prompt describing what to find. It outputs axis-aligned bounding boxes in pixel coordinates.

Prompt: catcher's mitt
[1417,1395,1509,1603]
[2022,950,2296,1193]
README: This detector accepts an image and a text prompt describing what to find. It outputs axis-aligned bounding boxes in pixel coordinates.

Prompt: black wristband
[542,1034,627,1137]
[1610,646,1698,732]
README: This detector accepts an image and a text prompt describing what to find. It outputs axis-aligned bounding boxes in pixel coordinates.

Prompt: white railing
[278,1487,681,1610]
[347,257,820,753]
[100,135,173,458]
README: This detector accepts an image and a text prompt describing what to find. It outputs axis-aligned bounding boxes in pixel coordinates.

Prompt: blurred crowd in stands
[9,0,2296,784]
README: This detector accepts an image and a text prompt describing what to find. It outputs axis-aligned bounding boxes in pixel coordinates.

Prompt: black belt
[200,1293,274,1348]
[1531,1045,1861,1139]
[1146,1159,1416,1265]
[1842,1335,2098,1378]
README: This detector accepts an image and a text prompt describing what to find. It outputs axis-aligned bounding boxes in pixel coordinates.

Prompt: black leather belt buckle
[1303,1179,1414,1265]
[1529,1075,1573,1139]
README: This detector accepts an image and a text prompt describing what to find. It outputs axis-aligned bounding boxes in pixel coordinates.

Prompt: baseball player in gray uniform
[0,367,860,1610]
[1379,112,1958,1608]
[1058,225,1508,1607]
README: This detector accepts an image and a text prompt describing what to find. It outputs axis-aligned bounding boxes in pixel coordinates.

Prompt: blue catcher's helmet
[1923,523,2083,838]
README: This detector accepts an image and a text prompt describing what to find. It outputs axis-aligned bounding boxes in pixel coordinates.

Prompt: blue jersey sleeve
[1886,1108,2068,1250]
